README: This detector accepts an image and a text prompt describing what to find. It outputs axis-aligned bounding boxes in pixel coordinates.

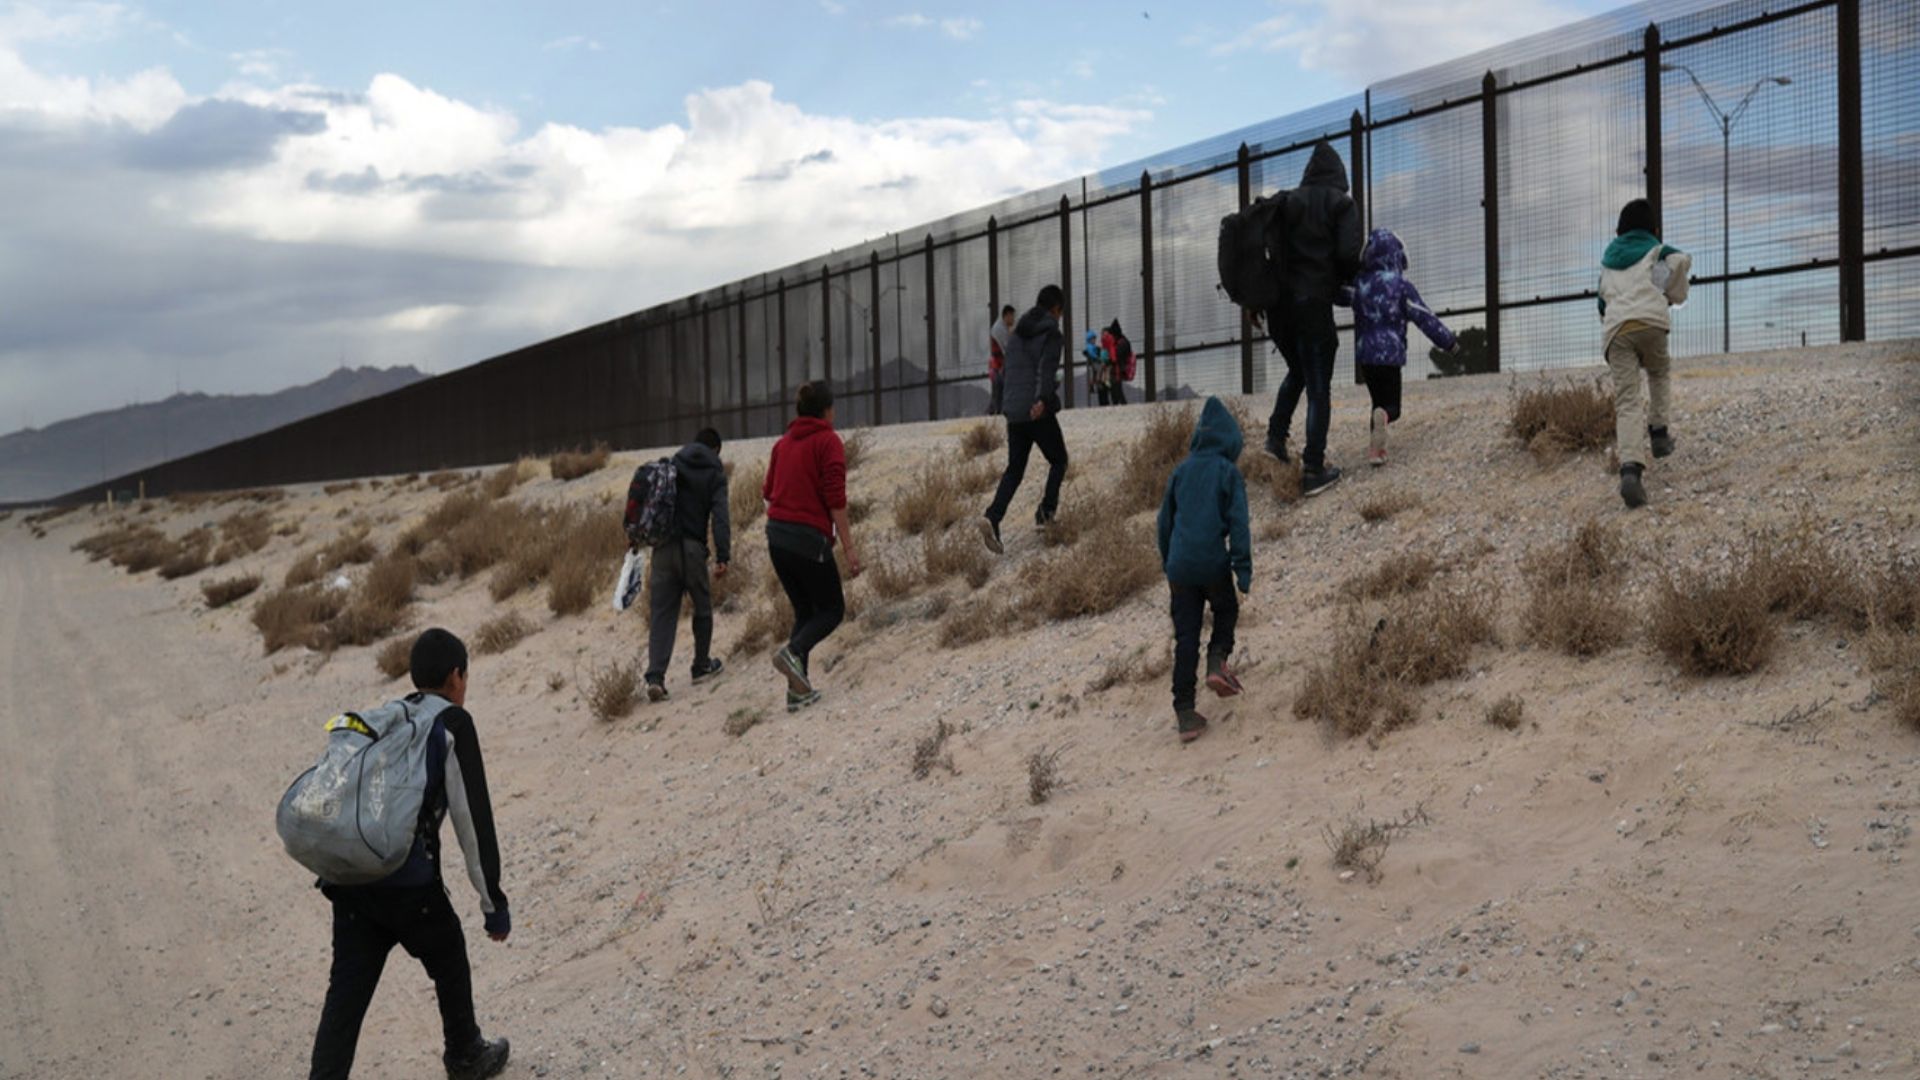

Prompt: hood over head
[784,415,835,441]
[1188,396,1244,462]
[675,441,721,472]
[1015,305,1056,338]
[1361,229,1407,274]
[1299,141,1349,192]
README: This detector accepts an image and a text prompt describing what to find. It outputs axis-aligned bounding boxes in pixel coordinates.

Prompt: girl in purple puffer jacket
[1339,229,1456,467]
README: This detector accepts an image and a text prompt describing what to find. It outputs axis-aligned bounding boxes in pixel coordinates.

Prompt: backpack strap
[325,712,377,740]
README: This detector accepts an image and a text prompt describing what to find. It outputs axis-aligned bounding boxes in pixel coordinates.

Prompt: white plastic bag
[612,547,646,613]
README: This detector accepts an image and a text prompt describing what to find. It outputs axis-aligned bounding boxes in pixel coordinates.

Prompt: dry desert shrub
[252,585,347,654]
[710,550,757,613]
[730,460,767,529]
[425,470,473,491]
[326,550,417,647]
[732,597,788,657]
[1508,376,1614,459]
[212,507,274,564]
[1117,404,1197,514]
[841,429,874,471]
[1323,803,1431,883]
[1485,695,1525,730]
[1019,516,1158,623]
[323,481,362,496]
[938,595,1010,648]
[1648,563,1777,676]
[546,508,625,616]
[548,443,611,482]
[157,528,215,580]
[923,529,991,588]
[1037,499,1098,549]
[27,504,80,526]
[1521,520,1631,656]
[895,459,991,535]
[1341,552,1439,602]
[481,458,537,500]
[1866,632,1920,730]
[1294,582,1497,738]
[375,638,412,680]
[959,420,1004,458]
[864,550,924,600]
[1087,641,1174,693]
[285,527,376,587]
[475,612,533,655]
[1741,520,1857,622]
[846,497,875,526]
[1357,489,1417,524]
[1026,745,1065,805]
[200,574,262,609]
[587,660,640,721]
[724,707,767,738]
[487,502,592,601]
[911,719,956,779]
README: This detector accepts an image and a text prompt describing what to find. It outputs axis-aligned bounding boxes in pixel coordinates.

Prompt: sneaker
[1034,507,1056,530]
[645,680,669,704]
[773,647,813,695]
[1176,709,1209,743]
[1619,464,1648,509]
[1205,657,1243,698]
[1649,426,1675,459]
[1368,408,1389,467]
[691,658,725,684]
[445,1037,510,1080]
[1263,438,1290,464]
[786,689,823,714]
[1301,464,1343,498]
[977,516,1004,555]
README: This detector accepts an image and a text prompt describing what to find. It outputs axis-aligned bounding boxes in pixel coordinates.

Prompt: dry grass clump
[710,551,757,613]
[285,527,376,587]
[475,612,533,655]
[924,529,992,588]
[322,481,363,496]
[1340,552,1439,601]
[1508,376,1615,459]
[425,470,471,491]
[1324,803,1430,883]
[864,551,924,601]
[841,429,874,471]
[1295,582,1498,738]
[1868,633,1920,731]
[549,443,612,482]
[1521,520,1630,656]
[724,707,768,738]
[73,522,156,564]
[326,550,417,647]
[27,504,80,526]
[1087,642,1174,694]
[1117,405,1197,514]
[1240,451,1302,504]
[1019,517,1158,623]
[487,502,598,602]
[730,460,767,529]
[200,574,261,609]
[1026,745,1065,805]
[546,507,625,616]
[480,459,536,500]
[1648,563,1777,676]
[1741,521,1856,622]
[895,459,993,535]
[733,597,788,657]
[212,507,274,564]
[938,596,1012,648]
[911,719,957,779]
[375,638,412,680]
[251,585,347,654]
[587,660,641,721]
[959,420,1004,459]
[1357,489,1417,524]
[157,528,215,580]
[1485,695,1525,730]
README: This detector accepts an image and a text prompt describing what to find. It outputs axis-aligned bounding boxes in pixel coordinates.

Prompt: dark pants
[988,372,1004,416]
[645,537,712,683]
[1266,297,1339,471]
[1096,380,1128,406]
[309,884,480,1080]
[1360,363,1402,423]
[769,544,845,670]
[986,414,1069,525]
[1169,577,1239,712]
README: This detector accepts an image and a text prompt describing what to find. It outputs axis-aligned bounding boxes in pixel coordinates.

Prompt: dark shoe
[1263,438,1290,464]
[1205,656,1243,697]
[977,516,1004,555]
[691,658,724,683]
[1301,465,1343,498]
[1619,464,1648,509]
[1176,709,1209,743]
[773,647,813,695]
[645,680,669,703]
[786,689,823,714]
[1649,426,1675,459]
[445,1036,510,1080]
[1034,507,1056,530]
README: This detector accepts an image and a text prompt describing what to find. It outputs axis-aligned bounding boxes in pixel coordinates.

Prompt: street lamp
[1662,63,1791,354]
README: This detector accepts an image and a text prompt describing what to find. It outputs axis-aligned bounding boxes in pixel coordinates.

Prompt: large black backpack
[1216,190,1292,313]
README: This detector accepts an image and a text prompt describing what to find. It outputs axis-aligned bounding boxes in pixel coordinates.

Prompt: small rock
[1459,1042,1481,1055]
[928,997,949,1019]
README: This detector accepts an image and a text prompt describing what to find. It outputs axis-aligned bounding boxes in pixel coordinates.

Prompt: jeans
[768,543,845,669]
[645,537,712,683]
[985,414,1069,525]
[1266,297,1339,471]
[1359,364,1402,424]
[1169,577,1239,711]
[309,883,481,1080]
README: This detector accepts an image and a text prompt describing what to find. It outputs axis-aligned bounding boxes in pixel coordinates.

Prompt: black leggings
[769,544,845,669]
[1360,364,1402,424]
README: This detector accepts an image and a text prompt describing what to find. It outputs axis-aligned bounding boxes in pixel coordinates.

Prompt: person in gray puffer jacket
[977,284,1069,555]
[645,427,731,701]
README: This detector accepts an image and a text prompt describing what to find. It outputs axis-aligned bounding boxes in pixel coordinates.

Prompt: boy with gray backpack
[279,628,512,1080]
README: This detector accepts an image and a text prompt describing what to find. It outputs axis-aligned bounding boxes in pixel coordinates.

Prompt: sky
[0,0,1622,432]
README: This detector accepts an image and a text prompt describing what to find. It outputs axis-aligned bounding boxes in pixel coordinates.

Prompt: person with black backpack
[1100,320,1134,406]
[1230,141,1361,497]
[304,629,511,1080]
[640,427,731,703]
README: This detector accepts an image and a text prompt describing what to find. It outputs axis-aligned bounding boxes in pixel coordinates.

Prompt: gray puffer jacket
[999,306,1064,421]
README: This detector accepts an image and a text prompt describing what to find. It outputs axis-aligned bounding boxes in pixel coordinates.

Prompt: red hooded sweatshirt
[762,416,847,542]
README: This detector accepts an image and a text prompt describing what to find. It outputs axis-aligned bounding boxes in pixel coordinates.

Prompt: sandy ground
[3,340,1919,1080]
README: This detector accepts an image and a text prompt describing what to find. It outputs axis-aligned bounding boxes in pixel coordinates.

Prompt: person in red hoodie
[761,381,864,712]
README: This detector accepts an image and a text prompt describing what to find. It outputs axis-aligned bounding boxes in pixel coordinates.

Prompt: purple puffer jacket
[1340,229,1456,367]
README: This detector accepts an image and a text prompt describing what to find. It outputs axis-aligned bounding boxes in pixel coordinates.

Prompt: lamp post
[1661,63,1791,354]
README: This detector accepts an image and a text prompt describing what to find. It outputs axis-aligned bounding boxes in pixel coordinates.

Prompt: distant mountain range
[0,366,427,503]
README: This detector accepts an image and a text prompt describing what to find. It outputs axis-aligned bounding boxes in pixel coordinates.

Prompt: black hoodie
[671,441,731,563]
[999,305,1064,421]
[1273,142,1363,305]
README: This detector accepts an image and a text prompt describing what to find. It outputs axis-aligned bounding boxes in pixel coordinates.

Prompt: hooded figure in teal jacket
[1156,397,1252,594]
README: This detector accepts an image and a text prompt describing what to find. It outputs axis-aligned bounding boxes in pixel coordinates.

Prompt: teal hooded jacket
[1156,397,1253,593]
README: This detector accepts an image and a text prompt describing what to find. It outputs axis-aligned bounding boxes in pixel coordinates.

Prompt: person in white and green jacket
[1598,198,1691,509]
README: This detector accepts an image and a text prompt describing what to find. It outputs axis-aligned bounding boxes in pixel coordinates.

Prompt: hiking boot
[445,1036,510,1080]
[977,516,1004,555]
[773,647,813,695]
[645,679,669,704]
[1368,408,1389,467]
[1301,464,1343,498]
[691,658,725,684]
[786,689,823,714]
[1176,709,1209,743]
[1649,426,1675,459]
[1619,463,1648,509]
[1263,438,1290,464]
[1205,656,1243,698]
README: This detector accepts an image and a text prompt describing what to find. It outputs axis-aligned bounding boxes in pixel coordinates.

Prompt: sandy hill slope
[2,340,1917,1079]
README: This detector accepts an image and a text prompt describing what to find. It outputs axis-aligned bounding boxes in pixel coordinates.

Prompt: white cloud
[819,0,847,13]
[231,47,290,80]
[381,303,467,331]
[1210,0,1578,82]
[886,13,931,30]
[541,34,604,53]
[0,1,129,44]
[939,17,981,40]
[885,12,980,39]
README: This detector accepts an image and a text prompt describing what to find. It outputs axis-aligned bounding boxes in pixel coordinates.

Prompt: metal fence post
[1140,169,1157,403]
[925,234,939,421]
[1060,194,1075,409]
[1481,71,1502,372]
[736,288,750,438]
[1351,111,1367,385]
[1838,0,1866,341]
[776,277,788,411]
[820,264,833,390]
[987,215,1000,320]
[869,250,883,424]
[1237,142,1255,395]
[1644,23,1664,233]
[700,298,714,426]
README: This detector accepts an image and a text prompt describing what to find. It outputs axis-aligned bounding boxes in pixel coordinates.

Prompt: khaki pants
[1605,326,1671,468]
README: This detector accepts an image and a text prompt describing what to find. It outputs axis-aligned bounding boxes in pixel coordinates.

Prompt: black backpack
[1216,190,1292,313]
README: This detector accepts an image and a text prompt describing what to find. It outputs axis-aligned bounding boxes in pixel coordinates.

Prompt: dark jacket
[762,416,847,543]
[671,441,731,564]
[1344,229,1456,367]
[1156,397,1252,593]
[1274,142,1363,304]
[1000,305,1063,421]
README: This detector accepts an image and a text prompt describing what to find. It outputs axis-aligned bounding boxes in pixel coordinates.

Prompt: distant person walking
[988,305,1016,416]
[764,381,863,712]
[1155,397,1251,744]
[1083,330,1113,406]
[978,284,1069,554]
[1341,229,1457,467]
[1100,320,1135,406]
[307,629,512,1080]
[642,428,731,703]
[1258,141,1362,497]
[1597,197,1691,508]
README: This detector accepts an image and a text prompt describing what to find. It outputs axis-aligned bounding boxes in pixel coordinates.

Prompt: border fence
[59,0,1919,501]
